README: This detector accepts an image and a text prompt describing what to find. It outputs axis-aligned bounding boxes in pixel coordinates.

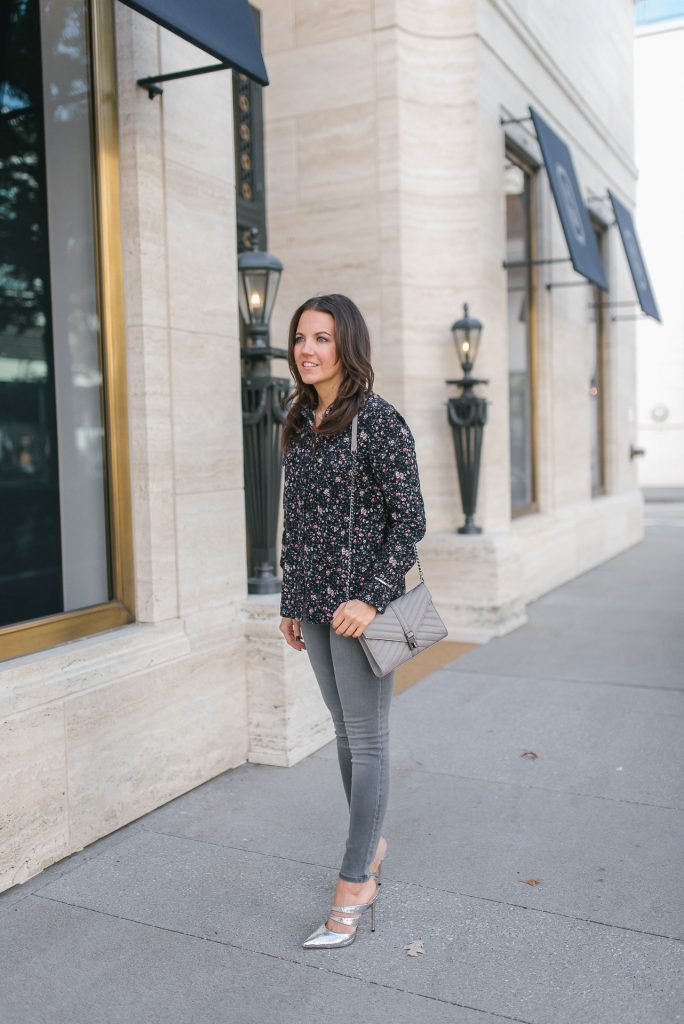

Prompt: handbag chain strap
[346,412,424,603]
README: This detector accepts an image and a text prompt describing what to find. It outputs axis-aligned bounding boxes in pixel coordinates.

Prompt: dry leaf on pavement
[404,939,426,956]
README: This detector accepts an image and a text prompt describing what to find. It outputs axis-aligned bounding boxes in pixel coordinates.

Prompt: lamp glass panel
[459,327,481,368]
[237,273,251,323]
[262,269,282,325]
[240,269,269,325]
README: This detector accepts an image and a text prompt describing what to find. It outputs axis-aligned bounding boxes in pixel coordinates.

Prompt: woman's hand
[331,600,377,638]
[280,617,306,651]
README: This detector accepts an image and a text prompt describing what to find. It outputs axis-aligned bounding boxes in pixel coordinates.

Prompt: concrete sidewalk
[2,504,683,1024]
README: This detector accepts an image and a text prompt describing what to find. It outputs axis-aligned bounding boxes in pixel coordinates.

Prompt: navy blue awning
[608,191,661,322]
[119,0,268,86]
[529,107,608,291]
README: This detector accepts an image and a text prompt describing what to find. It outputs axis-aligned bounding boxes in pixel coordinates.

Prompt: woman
[279,293,426,949]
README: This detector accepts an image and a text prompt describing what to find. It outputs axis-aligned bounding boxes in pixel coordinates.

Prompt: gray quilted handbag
[347,413,448,678]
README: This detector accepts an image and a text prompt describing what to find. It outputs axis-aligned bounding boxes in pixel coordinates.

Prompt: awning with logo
[119,0,269,90]
[608,191,661,321]
[528,107,608,290]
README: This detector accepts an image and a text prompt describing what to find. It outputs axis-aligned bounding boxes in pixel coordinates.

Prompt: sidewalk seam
[79,827,684,944]
[28,893,537,1024]
[305,758,684,813]
[439,667,684,695]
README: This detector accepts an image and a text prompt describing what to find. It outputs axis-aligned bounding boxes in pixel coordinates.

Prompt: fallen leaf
[521,879,541,887]
[520,751,538,759]
[404,938,425,956]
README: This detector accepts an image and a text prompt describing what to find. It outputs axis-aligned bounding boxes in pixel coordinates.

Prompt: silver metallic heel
[302,883,379,949]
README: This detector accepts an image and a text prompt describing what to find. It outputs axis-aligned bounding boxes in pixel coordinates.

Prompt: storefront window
[589,225,607,497]
[0,0,109,628]
[1,0,131,654]
[505,155,537,514]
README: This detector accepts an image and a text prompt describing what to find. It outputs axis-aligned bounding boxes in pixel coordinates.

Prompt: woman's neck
[314,382,339,414]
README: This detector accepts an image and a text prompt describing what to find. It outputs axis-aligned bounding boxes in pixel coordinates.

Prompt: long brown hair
[280,294,374,450]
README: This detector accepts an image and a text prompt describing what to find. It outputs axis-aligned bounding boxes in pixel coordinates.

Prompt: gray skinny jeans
[300,621,394,883]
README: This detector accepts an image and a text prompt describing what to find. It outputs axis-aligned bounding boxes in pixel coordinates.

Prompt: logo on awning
[608,190,661,321]
[529,107,608,291]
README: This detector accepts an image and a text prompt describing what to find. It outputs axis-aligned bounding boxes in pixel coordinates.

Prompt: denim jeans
[300,621,394,883]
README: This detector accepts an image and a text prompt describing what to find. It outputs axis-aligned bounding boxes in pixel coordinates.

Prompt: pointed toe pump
[302,885,379,950]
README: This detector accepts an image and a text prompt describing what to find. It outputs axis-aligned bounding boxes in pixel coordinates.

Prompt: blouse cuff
[360,573,399,615]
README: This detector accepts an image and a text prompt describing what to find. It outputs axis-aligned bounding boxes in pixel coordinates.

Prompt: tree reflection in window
[0,0,100,627]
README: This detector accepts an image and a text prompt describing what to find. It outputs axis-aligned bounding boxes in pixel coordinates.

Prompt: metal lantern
[446,303,488,535]
[451,303,483,377]
[237,228,283,339]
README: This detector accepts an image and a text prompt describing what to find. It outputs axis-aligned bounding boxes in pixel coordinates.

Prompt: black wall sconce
[237,228,288,593]
[446,304,489,535]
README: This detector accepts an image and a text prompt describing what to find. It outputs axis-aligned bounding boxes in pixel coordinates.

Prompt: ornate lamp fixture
[237,228,289,593]
[446,303,489,535]
[237,234,283,342]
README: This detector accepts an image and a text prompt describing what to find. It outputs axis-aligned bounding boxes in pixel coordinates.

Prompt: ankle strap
[328,910,361,925]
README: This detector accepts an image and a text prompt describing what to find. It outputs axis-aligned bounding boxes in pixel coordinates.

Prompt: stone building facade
[262,0,643,629]
[0,0,643,892]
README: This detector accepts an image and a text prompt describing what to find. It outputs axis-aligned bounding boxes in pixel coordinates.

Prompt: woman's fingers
[292,619,306,649]
[330,602,346,631]
[280,617,306,650]
[331,600,375,637]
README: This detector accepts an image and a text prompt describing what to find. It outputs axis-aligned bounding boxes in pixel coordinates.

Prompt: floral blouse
[279,391,426,623]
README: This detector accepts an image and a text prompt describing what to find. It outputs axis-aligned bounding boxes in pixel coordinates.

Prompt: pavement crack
[117,827,684,943]
[389,762,684,812]
[441,667,684,696]
[27,893,537,1023]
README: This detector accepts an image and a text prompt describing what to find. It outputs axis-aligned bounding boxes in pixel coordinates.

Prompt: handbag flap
[362,582,434,643]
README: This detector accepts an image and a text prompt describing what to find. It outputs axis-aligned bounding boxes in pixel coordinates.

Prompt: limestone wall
[2,9,251,892]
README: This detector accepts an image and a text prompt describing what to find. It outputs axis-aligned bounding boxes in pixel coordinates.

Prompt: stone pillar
[243,596,334,766]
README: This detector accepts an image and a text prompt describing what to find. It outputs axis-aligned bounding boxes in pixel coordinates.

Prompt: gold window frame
[505,143,539,518]
[0,0,135,662]
[589,216,608,498]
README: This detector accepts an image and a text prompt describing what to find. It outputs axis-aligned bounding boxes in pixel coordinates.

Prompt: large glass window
[0,0,132,657]
[505,154,537,514]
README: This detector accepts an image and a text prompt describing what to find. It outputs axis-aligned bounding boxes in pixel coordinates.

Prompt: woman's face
[294,309,344,394]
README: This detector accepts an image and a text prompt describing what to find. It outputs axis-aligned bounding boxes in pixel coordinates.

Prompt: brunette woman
[279,293,426,949]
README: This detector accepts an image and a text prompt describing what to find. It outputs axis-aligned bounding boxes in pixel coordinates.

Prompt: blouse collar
[301,391,371,426]
[302,401,337,423]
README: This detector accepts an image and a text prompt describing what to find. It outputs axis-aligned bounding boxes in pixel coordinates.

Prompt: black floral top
[279,391,427,623]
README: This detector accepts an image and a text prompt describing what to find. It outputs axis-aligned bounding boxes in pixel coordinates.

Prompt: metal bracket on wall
[502,256,571,270]
[588,300,639,309]
[546,279,592,291]
[587,299,645,322]
[499,116,532,126]
[137,62,230,99]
